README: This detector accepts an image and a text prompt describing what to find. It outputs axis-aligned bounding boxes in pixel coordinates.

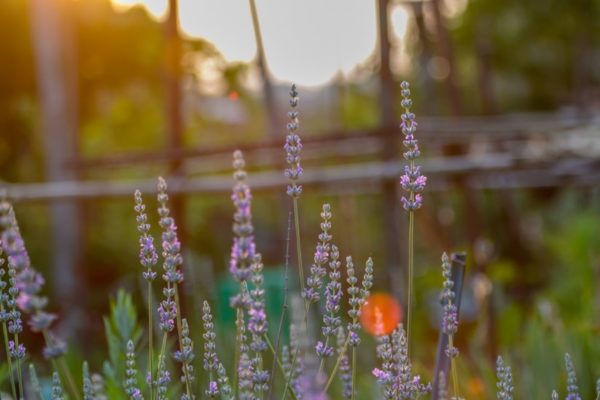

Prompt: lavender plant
[0,80,597,400]
[398,80,427,353]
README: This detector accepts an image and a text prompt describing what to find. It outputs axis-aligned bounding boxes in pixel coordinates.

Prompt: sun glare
[111,0,410,87]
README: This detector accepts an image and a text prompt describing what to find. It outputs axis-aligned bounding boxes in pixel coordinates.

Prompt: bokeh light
[360,292,402,336]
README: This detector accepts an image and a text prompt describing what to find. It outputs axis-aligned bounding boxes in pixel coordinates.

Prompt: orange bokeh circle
[360,292,403,336]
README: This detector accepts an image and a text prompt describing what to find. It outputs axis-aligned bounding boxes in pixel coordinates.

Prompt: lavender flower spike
[496,356,513,400]
[303,204,332,303]
[316,244,341,359]
[564,353,581,400]
[202,301,220,397]
[284,84,303,198]
[440,252,458,358]
[134,190,158,281]
[125,340,144,400]
[399,81,427,211]
[230,150,256,283]
[156,177,182,333]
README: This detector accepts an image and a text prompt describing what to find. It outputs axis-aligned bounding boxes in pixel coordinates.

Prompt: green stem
[59,356,80,400]
[448,335,460,400]
[292,198,305,295]
[264,335,298,400]
[234,308,241,397]
[13,334,23,399]
[322,321,359,394]
[2,319,17,400]
[351,346,357,400]
[283,198,310,400]
[406,208,414,356]
[147,280,154,400]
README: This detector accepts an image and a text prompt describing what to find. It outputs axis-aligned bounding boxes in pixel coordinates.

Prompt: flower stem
[264,335,298,400]
[351,346,357,400]
[147,281,154,400]
[406,208,414,356]
[13,334,23,399]
[283,198,310,400]
[40,328,81,400]
[449,335,460,400]
[268,211,292,398]
[1,318,17,400]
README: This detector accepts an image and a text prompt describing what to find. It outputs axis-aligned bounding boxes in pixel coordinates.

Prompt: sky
[111,0,409,87]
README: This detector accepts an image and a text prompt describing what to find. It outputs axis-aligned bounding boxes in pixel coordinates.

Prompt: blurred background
[1,0,599,397]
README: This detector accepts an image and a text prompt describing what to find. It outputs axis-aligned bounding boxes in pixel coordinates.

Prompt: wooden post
[248,0,278,140]
[165,0,186,240]
[377,0,405,300]
[28,0,84,334]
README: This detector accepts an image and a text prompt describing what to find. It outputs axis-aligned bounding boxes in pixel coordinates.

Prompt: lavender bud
[496,356,513,400]
[565,353,581,400]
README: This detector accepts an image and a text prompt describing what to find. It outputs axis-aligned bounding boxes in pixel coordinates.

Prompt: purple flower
[248,254,267,353]
[206,380,219,397]
[284,84,303,198]
[8,340,25,360]
[398,81,427,211]
[229,151,256,282]
[372,368,393,383]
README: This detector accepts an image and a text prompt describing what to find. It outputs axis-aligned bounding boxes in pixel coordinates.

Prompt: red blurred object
[228,90,239,101]
[360,292,402,336]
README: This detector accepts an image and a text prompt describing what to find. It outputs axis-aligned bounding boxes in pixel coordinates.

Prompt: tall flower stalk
[282,84,309,400]
[440,253,460,399]
[399,81,427,353]
[155,177,190,398]
[133,190,158,399]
